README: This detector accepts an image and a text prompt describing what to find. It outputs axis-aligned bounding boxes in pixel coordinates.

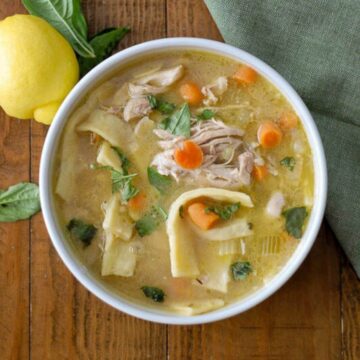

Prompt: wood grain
[342,258,360,360]
[29,1,167,359]
[0,3,29,360]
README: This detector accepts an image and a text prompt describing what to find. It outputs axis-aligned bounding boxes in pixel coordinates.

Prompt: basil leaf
[141,286,165,302]
[67,218,96,246]
[197,109,215,121]
[79,27,130,76]
[22,0,95,58]
[0,182,41,222]
[231,261,252,281]
[282,207,308,238]
[280,156,296,171]
[135,205,167,237]
[147,95,175,114]
[147,167,172,194]
[205,203,240,220]
[159,103,191,137]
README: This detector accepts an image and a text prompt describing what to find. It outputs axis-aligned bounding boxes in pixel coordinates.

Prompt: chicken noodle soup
[54,50,314,315]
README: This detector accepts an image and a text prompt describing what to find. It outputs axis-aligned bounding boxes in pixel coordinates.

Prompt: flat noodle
[56,83,116,201]
[166,188,253,278]
[77,109,134,148]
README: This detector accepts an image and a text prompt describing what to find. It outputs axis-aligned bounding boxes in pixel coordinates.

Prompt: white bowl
[39,38,327,325]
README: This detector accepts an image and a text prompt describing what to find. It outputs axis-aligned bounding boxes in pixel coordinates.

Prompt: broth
[53,50,314,315]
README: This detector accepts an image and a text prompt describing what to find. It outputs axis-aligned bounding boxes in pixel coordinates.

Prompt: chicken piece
[201,76,228,106]
[136,65,184,87]
[123,97,152,122]
[238,152,254,185]
[266,191,285,217]
[151,118,254,187]
[128,83,166,97]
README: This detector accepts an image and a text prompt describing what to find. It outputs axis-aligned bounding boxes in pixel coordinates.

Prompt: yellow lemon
[0,15,79,124]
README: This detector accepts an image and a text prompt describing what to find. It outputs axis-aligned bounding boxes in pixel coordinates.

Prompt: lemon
[0,15,79,124]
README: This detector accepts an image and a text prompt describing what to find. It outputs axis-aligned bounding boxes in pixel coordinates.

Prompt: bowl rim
[39,37,327,325]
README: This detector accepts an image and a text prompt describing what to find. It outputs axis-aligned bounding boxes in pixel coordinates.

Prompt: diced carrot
[90,132,102,145]
[174,140,203,169]
[179,82,203,105]
[128,192,146,212]
[252,165,268,181]
[187,202,219,230]
[233,65,257,85]
[279,112,298,131]
[257,121,283,148]
[167,277,192,299]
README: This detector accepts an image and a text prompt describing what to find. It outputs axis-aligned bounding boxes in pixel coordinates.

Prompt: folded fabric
[205,0,360,276]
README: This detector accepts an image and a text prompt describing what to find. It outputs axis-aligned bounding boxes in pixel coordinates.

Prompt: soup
[54,50,314,315]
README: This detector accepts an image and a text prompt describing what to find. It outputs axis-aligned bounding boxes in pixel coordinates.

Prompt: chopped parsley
[231,261,252,281]
[147,95,176,114]
[141,286,165,302]
[282,206,308,238]
[196,109,215,121]
[280,156,296,171]
[205,202,240,220]
[67,219,97,246]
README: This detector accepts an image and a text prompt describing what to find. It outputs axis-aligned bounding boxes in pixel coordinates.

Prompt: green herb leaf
[0,182,41,222]
[179,205,184,219]
[121,180,139,202]
[159,103,191,137]
[135,205,167,237]
[141,286,165,302]
[147,167,172,194]
[197,109,215,121]
[79,27,130,76]
[205,203,240,220]
[67,218,96,246]
[147,95,175,114]
[90,164,138,201]
[111,146,131,174]
[231,261,252,281]
[147,94,158,108]
[282,206,308,238]
[280,156,296,171]
[22,0,95,58]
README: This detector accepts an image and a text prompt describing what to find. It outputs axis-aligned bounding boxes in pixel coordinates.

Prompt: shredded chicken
[123,65,184,121]
[151,119,255,187]
[201,76,228,106]
[123,97,152,122]
[266,192,285,217]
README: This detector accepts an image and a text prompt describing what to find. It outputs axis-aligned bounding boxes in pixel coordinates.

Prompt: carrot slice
[180,82,203,105]
[128,192,146,212]
[90,132,102,145]
[174,140,203,169]
[187,202,219,230]
[233,65,257,85]
[257,121,283,148]
[252,165,268,181]
[279,112,298,131]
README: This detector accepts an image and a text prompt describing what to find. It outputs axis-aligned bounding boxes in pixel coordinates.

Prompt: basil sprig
[22,0,95,58]
[0,182,41,222]
[22,0,130,74]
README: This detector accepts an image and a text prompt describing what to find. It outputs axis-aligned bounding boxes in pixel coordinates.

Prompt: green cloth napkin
[205,0,360,276]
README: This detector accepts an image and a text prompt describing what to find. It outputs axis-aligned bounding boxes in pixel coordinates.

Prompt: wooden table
[0,1,359,359]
